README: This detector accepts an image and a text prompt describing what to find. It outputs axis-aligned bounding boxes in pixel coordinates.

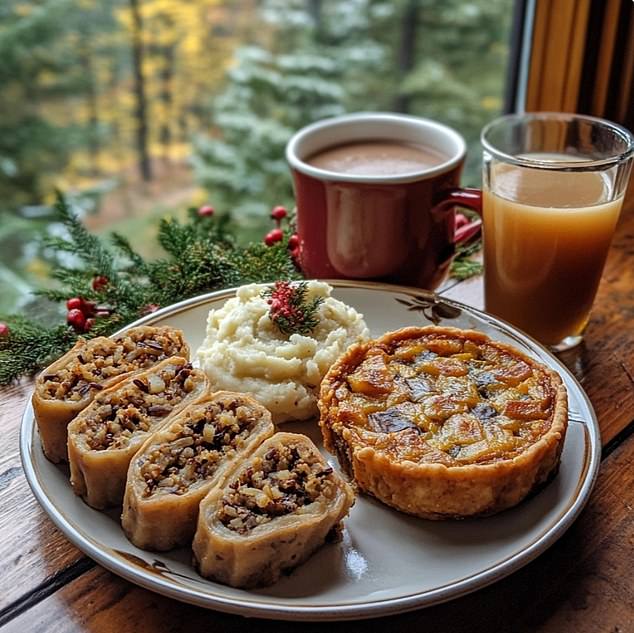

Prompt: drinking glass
[481,112,634,351]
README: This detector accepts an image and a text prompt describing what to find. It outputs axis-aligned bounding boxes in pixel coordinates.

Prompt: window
[0,0,524,313]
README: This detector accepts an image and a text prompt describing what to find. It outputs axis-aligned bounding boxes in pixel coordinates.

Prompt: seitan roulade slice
[192,432,355,588]
[67,357,207,509]
[33,325,189,463]
[122,391,274,551]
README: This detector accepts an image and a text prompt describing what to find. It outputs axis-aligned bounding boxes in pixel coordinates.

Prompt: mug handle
[433,187,483,244]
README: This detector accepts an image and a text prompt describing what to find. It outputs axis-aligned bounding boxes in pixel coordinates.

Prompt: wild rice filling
[139,399,264,497]
[217,442,336,535]
[80,363,199,451]
[41,328,186,402]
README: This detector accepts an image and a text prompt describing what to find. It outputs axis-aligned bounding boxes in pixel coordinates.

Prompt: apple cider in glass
[483,162,622,345]
[481,114,633,350]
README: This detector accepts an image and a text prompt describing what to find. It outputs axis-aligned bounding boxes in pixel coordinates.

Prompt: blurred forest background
[0,0,512,313]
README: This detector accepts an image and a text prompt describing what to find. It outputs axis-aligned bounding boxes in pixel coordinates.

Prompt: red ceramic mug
[286,112,482,290]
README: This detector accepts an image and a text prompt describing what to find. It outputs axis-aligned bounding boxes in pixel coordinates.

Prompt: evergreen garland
[0,193,300,385]
[450,239,483,280]
[0,193,482,386]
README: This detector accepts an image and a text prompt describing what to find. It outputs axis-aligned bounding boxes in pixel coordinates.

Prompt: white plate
[20,281,600,621]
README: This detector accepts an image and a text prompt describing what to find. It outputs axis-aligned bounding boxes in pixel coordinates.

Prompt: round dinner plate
[20,281,600,621]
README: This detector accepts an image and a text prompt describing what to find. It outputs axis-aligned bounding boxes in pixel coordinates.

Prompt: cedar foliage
[0,193,300,384]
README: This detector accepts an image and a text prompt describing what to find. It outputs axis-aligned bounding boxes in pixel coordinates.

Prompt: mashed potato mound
[196,282,369,423]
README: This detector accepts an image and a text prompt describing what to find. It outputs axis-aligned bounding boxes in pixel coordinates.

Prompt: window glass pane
[0,0,513,312]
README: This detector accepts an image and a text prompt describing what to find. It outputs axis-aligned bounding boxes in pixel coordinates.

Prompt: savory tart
[122,391,274,551]
[33,325,189,463]
[319,326,568,519]
[192,432,355,588]
[67,357,208,509]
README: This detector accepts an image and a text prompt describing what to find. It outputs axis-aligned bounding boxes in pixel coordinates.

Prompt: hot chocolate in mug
[285,112,482,289]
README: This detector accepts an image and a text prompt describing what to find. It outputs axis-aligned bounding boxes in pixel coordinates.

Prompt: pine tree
[393,0,513,184]
[192,0,512,213]
[0,0,122,311]
[191,0,392,240]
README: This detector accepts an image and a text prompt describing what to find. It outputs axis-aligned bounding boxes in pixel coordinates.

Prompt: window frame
[516,0,633,130]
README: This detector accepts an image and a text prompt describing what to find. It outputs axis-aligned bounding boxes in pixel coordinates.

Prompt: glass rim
[481,112,634,171]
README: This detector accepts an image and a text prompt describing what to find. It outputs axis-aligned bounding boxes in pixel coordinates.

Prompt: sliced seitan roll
[122,391,274,551]
[67,357,208,509]
[193,432,354,588]
[33,326,189,463]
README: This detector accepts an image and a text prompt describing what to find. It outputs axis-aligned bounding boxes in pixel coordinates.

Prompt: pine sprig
[52,191,118,281]
[0,192,302,385]
[225,240,301,286]
[110,232,149,273]
[450,238,483,281]
[0,315,76,385]
[263,281,323,336]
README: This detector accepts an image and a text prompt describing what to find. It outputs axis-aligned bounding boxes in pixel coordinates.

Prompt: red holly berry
[67,309,86,331]
[0,322,9,337]
[455,212,469,231]
[82,300,97,317]
[83,318,95,333]
[66,297,83,311]
[270,206,287,221]
[91,275,109,291]
[287,233,300,250]
[140,303,160,315]
[264,281,322,335]
[198,205,215,217]
[264,228,284,246]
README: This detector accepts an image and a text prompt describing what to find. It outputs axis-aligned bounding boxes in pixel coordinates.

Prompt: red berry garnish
[66,297,83,311]
[270,206,287,221]
[198,205,215,217]
[455,212,469,230]
[67,309,86,331]
[0,322,9,337]
[91,275,109,291]
[264,228,284,246]
[140,303,160,315]
[82,300,96,317]
[84,318,95,333]
[287,233,299,249]
[263,281,323,335]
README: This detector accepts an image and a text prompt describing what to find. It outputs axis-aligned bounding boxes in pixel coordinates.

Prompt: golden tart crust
[319,326,568,519]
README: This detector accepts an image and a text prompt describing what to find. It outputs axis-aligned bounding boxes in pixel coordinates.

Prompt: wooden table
[2,201,634,633]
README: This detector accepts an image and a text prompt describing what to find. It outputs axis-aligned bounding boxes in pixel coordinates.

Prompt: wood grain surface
[1,197,633,631]
[3,434,633,633]
[0,382,85,610]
